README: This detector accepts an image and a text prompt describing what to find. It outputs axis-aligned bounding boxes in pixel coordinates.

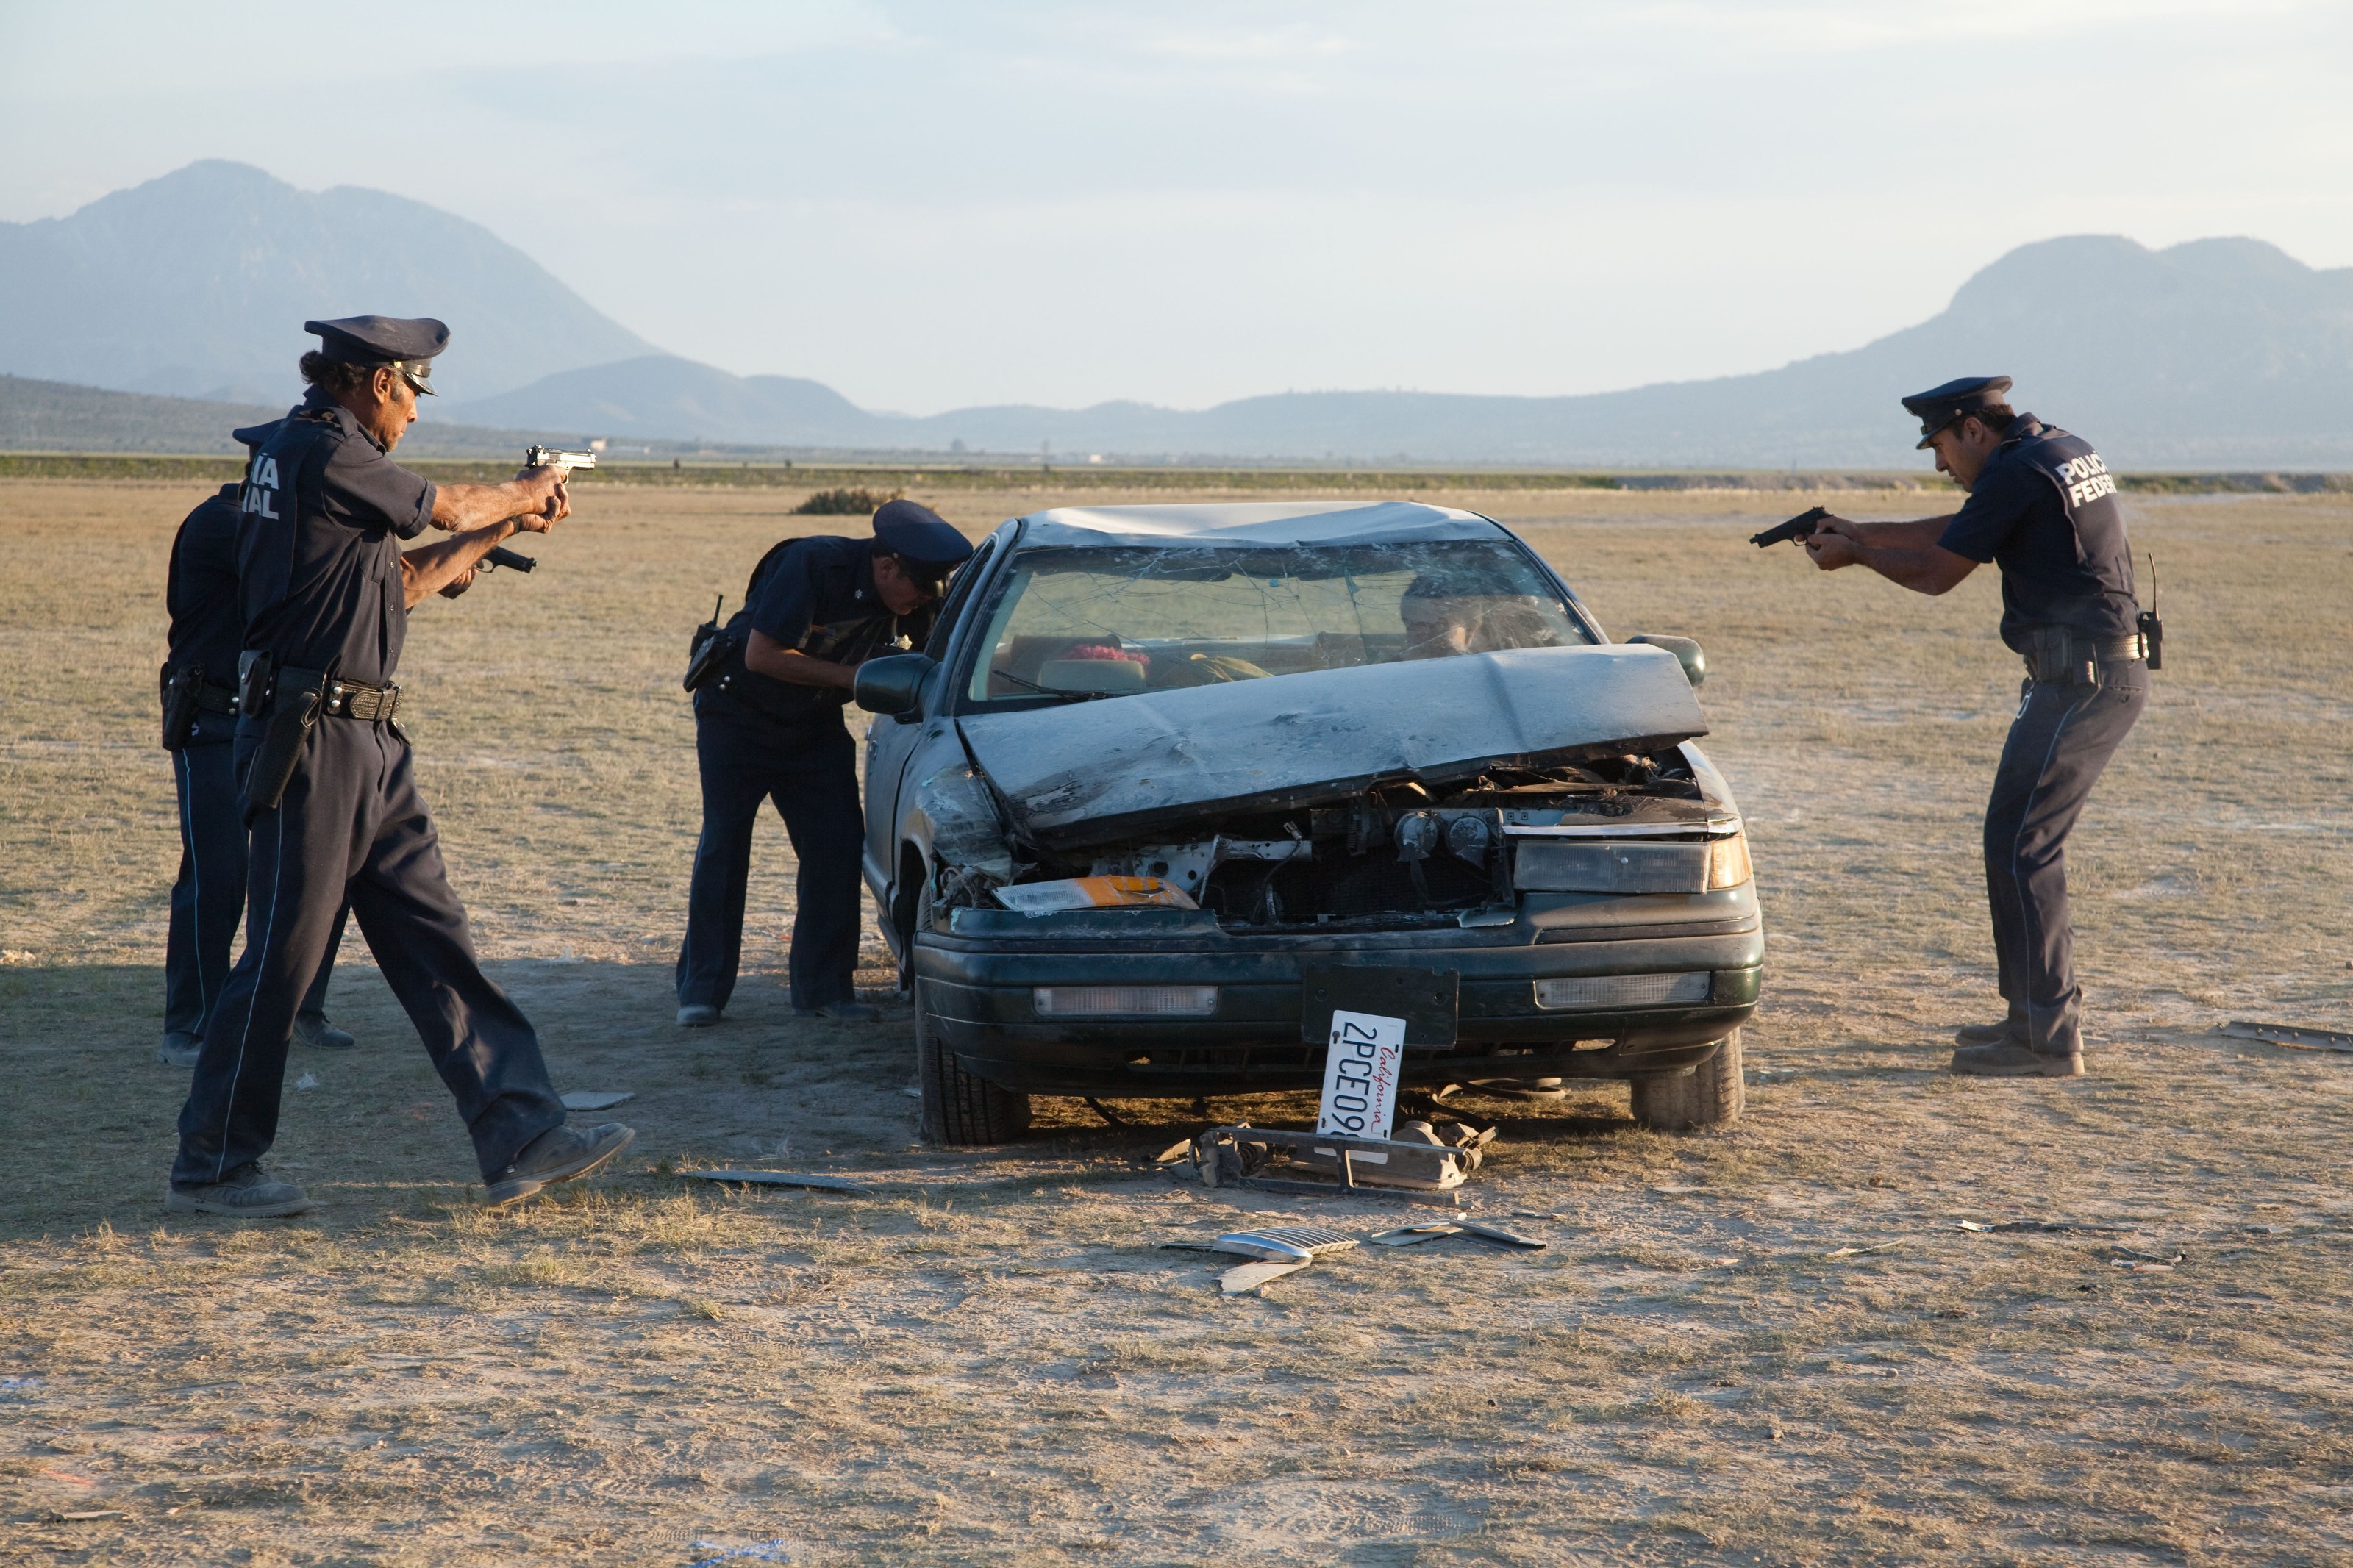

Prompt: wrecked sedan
[853,501,1760,1144]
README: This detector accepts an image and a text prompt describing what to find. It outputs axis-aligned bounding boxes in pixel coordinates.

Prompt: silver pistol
[524,445,598,473]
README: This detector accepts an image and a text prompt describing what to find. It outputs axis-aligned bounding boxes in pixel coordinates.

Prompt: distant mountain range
[0,160,652,404]
[4,161,2348,465]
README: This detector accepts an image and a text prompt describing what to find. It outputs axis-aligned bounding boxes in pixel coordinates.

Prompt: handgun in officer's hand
[1749,505,1829,548]
[479,545,538,573]
[524,445,597,473]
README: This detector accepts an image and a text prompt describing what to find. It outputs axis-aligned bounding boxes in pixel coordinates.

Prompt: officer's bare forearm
[1844,517,1955,548]
[743,631,857,690]
[1854,543,1979,596]
[431,479,560,533]
[400,521,518,607]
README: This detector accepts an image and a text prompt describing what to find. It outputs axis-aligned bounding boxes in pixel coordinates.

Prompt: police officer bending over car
[676,501,973,1028]
[168,315,633,1218]
[1800,376,2147,1078]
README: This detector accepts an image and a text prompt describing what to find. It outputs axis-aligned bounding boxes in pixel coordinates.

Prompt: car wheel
[1629,1029,1745,1132]
[915,975,1032,1145]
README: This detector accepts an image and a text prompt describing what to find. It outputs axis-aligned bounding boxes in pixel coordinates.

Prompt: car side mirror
[855,652,937,720]
[1627,634,1706,687]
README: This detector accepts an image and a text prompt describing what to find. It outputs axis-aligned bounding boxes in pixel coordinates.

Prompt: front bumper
[913,889,1763,1096]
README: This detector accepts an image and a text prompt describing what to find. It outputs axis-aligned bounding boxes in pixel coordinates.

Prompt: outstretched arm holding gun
[400,445,596,603]
[1752,502,1977,595]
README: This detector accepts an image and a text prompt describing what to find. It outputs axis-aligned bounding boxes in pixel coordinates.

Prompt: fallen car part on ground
[1369,1218,1546,1250]
[1218,1260,1310,1294]
[679,1170,873,1194]
[2221,1020,2353,1053]
[1182,1120,1494,1206]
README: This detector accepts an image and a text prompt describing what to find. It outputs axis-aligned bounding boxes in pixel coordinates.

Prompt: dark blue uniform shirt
[237,388,439,686]
[710,535,931,724]
[1937,415,2139,652]
[166,484,246,686]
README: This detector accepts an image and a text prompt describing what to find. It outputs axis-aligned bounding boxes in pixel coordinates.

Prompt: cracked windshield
[967,540,1591,704]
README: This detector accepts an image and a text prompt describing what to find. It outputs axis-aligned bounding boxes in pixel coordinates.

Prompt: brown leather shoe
[1951,1042,2082,1078]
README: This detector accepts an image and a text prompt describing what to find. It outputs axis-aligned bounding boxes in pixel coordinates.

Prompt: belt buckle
[381,684,401,723]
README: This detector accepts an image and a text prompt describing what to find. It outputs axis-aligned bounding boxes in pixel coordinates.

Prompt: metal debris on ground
[39,1511,122,1523]
[2112,1258,2177,1273]
[1824,1239,1906,1259]
[680,1170,872,1193]
[1958,1220,2136,1234]
[1457,1220,1545,1249]
[1152,1139,1195,1166]
[1652,1185,1706,1195]
[1186,1119,1493,1206]
[1220,1259,1311,1295]
[560,1090,633,1111]
[1369,1218,1546,1250]
[2221,1020,2353,1053]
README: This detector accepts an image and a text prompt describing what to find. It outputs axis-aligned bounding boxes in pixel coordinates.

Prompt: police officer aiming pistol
[676,501,974,1028]
[168,315,634,1217]
[1796,376,2148,1078]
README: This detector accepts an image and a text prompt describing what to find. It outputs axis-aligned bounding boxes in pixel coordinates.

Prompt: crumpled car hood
[957,643,1708,851]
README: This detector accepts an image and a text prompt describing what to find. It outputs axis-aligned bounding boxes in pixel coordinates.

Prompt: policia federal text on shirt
[1799,376,2147,1079]
[675,501,974,1027]
[167,315,635,1218]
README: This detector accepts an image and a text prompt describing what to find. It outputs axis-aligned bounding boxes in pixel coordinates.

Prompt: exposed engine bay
[922,746,1746,934]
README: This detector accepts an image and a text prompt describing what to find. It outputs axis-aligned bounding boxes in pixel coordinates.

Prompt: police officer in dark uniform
[168,316,632,1217]
[676,501,973,1027]
[1803,376,2148,1078]
[157,438,354,1069]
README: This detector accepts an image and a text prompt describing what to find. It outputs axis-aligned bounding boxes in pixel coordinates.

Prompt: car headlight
[1706,831,1752,890]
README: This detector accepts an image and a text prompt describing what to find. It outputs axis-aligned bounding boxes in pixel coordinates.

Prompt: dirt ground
[1,474,2349,1566]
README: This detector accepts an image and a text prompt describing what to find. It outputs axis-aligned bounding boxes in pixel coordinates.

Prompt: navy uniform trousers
[1984,661,2148,1056]
[676,698,864,1012]
[164,740,340,1041]
[173,715,565,1189]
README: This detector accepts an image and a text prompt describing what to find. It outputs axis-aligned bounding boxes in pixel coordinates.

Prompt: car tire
[914,973,1032,1146]
[1629,1029,1745,1132]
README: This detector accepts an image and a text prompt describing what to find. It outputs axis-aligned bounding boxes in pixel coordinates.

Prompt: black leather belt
[2023,630,2146,684]
[323,676,403,722]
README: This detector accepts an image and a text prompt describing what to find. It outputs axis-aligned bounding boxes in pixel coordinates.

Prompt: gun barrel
[1749,504,1829,548]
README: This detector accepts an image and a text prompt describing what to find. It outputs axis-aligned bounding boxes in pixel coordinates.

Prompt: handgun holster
[240,665,329,822]
[160,663,201,751]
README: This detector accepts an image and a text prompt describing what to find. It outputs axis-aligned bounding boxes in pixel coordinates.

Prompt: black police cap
[304,315,451,396]
[873,499,974,573]
[1901,376,2013,449]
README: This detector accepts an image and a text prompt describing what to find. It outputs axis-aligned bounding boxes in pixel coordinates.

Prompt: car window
[964,539,1590,706]
[924,535,999,660]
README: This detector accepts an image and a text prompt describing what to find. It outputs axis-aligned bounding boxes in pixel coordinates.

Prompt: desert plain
[1,472,2349,1565]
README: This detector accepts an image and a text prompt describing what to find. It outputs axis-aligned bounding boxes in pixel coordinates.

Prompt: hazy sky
[4,1,2348,412]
